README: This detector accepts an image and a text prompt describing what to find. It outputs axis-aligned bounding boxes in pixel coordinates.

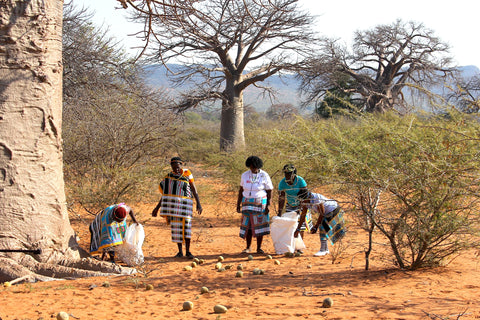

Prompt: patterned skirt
[240,196,270,238]
[169,216,192,243]
[319,207,347,244]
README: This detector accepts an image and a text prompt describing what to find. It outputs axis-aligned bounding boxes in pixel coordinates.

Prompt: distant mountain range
[144,64,480,112]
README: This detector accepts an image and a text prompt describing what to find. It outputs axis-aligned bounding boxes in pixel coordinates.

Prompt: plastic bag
[270,211,298,254]
[294,235,306,251]
[115,223,145,266]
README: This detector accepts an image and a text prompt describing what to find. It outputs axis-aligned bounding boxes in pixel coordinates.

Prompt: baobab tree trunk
[0,0,133,282]
[219,81,246,151]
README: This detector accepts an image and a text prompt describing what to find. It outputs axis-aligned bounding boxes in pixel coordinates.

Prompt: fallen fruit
[266,255,273,259]
[322,297,333,308]
[184,266,193,271]
[252,268,261,275]
[247,255,253,261]
[274,260,281,265]
[3,282,11,288]
[218,256,224,262]
[215,262,222,269]
[237,264,243,270]
[200,286,209,294]
[145,284,154,291]
[191,261,197,268]
[182,301,194,311]
[56,311,69,320]
[102,281,110,288]
[193,257,200,264]
[213,304,228,313]
[235,271,243,278]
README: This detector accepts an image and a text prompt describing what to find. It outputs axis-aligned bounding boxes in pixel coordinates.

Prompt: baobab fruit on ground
[322,297,333,308]
[56,312,69,320]
[213,304,228,313]
[182,301,194,311]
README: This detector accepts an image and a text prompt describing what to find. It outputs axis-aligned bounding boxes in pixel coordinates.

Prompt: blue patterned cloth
[89,204,127,254]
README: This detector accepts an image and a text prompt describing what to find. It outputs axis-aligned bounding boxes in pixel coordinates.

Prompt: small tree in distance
[266,103,298,120]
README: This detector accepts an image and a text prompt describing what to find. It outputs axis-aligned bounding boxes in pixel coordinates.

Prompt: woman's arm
[294,206,308,237]
[127,206,138,224]
[265,189,272,215]
[277,190,286,216]
[151,199,162,217]
[310,203,325,233]
[236,186,244,213]
[189,181,203,215]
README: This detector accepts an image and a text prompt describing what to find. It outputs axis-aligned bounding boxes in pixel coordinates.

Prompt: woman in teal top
[277,164,307,215]
[277,164,309,251]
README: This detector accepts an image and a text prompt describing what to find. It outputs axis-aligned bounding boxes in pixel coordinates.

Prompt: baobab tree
[300,20,454,113]
[0,0,132,281]
[121,0,319,151]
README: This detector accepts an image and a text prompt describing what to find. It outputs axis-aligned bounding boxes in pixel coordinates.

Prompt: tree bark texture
[219,78,245,151]
[0,0,136,282]
[0,0,81,266]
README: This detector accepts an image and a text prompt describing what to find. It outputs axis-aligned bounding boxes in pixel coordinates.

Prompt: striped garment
[159,169,194,219]
[320,207,347,245]
[89,204,127,255]
[169,216,192,243]
[240,197,270,238]
[159,169,194,242]
[285,204,314,232]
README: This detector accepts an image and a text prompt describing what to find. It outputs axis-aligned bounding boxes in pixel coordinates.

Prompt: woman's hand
[294,229,300,238]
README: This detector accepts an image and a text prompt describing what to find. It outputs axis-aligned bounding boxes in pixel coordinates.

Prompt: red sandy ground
[1,175,480,320]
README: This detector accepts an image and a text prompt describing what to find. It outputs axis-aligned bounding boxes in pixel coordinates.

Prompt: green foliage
[320,112,480,269]
[315,78,361,118]
[199,111,480,270]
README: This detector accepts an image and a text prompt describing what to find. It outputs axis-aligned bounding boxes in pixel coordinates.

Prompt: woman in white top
[295,189,346,256]
[236,156,274,254]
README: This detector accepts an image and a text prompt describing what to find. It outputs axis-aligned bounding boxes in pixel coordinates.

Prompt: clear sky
[73,0,480,67]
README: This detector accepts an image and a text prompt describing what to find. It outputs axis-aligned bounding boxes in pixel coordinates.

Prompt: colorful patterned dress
[89,203,127,255]
[239,169,274,238]
[159,169,194,243]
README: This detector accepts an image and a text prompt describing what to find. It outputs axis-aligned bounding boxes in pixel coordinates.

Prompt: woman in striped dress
[152,157,202,259]
[236,156,273,254]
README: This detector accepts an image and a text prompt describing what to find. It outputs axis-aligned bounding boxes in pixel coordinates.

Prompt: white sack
[294,234,306,251]
[270,212,298,254]
[115,223,145,266]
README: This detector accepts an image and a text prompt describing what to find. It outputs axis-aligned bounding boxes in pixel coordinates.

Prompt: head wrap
[113,204,128,221]
[170,156,183,164]
[283,164,296,174]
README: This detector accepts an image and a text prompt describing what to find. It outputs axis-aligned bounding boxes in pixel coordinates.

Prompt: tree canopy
[121,0,319,150]
[300,19,454,114]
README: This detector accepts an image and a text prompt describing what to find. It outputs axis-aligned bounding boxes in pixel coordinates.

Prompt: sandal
[242,248,251,253]
[174,252,184,258]
[256,249,265,254]
[185,252,195,259]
